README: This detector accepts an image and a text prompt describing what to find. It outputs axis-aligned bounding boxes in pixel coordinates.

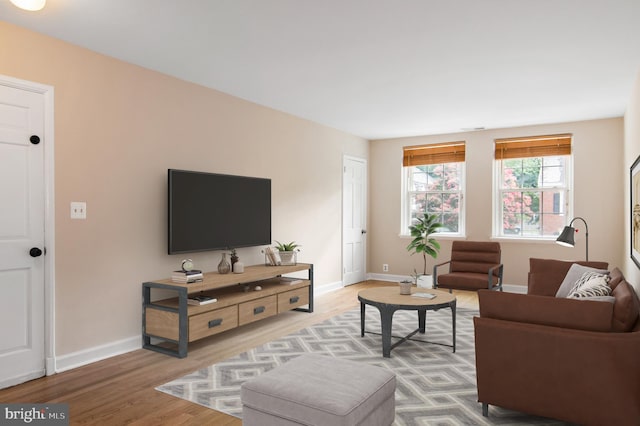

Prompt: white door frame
[342,155,367,286]
[1,74,56,375]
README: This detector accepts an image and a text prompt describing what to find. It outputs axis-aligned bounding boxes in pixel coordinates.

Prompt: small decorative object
[217,253,231,274]
[274,241,301,266]
[181,259,194,272]
[255,285,262,291]
[399,280,412,295]
[233,261,245,273]
[229,248,239,269]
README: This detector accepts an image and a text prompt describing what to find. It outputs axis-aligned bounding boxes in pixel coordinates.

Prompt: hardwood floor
[0,281,478,425]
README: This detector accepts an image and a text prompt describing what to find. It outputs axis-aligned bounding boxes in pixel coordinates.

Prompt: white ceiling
[2,0,640,140]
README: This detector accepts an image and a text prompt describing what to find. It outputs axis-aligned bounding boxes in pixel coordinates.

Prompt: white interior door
[0,83,46,389]
[343,156,366,286]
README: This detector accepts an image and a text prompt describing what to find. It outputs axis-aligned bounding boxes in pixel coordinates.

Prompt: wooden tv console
[142,263,313,358]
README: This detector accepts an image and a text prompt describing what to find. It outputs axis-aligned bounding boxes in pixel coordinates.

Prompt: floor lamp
[555,216,589,261]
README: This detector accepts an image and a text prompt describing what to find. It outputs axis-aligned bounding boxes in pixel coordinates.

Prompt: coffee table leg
[418,309,426,333]
[451,300,457,353]
[360,302,365,337]
[379,307,395,358]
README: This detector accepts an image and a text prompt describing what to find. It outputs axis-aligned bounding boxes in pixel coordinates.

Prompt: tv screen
[168,169,271,254]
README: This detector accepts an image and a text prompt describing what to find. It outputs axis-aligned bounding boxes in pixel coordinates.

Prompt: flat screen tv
[168,169,271,254]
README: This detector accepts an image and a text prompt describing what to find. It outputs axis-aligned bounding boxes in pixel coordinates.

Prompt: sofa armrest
[432,260,451,280]
[478,289,613,332]
[474,317,640,425]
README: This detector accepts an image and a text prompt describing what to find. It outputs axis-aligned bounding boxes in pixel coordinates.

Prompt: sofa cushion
[608,267,624,291]
[567,272,611,298]
[437,272,499,290]
[528,258,608,296]
[556,264,609,298]
[478,290,613,332]
[611,280,640,332]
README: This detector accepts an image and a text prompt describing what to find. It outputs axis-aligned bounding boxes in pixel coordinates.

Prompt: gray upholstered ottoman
[240,353,396,426]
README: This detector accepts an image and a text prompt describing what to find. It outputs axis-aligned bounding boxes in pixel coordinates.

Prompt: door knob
[29,247,43,257]
[361,230,367,234]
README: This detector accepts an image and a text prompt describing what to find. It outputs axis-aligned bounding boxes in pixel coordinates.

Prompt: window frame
[492,136,573,241]
[401,161,466,238]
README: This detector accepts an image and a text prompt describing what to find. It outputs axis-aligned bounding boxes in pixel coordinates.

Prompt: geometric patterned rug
[157,308,567,425]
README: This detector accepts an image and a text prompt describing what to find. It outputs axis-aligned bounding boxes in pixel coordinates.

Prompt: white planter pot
[417,274,433,289]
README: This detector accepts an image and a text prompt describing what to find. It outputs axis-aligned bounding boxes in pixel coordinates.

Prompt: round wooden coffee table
[358,286,456,358]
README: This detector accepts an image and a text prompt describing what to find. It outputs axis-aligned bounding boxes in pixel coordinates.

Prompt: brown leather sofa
[474,258,640,426]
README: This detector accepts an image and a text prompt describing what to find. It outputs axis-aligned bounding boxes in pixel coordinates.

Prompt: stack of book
[171,269,203,283]
[187,294,217,305]
[264,247,280,266]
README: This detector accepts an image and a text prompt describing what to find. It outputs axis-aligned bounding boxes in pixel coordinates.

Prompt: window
[494,134,572,238]
[403,142,465,235]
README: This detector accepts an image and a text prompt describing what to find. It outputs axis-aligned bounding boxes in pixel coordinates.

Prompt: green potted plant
[406,213,442,287]
[274,241,300,265]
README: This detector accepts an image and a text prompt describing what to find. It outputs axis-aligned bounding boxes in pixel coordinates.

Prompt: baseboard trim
[367,273,411,282]
[52,279,525,373]
[367,273,527,294]
[315,280,343,296]
[55,336,140,373]
[55,281,340,373]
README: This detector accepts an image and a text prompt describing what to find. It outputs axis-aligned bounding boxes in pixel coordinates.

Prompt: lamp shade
[10,0,46,11]
[556,226,576,247]
[555,216,589,261]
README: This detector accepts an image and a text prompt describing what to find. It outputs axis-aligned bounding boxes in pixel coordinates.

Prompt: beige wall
[624,70,640,292]
[0,22,368,357]
[370,118,625,287]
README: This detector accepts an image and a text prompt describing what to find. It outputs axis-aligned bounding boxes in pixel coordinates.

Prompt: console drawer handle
[253,306,265,315]
[208,319,223,328]
[289,296,300,304]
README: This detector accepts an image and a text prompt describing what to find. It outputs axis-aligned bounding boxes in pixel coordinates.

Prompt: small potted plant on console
[274,241,300,265]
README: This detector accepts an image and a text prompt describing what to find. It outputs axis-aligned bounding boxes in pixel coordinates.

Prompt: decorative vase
[218,253,231,274]
[399,280,412,295]
[279,251,297,266]
[233,261,245,273]
[417,274,433,288]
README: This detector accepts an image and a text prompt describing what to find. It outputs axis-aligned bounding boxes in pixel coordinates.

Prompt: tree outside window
[498,155,569,237]
[407,162,464,234]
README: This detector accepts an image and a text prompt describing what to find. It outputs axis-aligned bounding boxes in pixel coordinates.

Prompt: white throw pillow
[555,264,609,298]
[567,272,611,298]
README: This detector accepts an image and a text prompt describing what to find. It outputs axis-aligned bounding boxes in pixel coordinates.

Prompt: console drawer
[278,287,310,313]
[239,295,277,326]
[189,305,238,342]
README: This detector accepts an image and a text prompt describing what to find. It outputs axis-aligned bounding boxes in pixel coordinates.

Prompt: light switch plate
[70,202,87,219]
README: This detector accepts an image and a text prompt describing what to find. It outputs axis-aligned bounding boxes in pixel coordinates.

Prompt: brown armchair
[433,241,503,292]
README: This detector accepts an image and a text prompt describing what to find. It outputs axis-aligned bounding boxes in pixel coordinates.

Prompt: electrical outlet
[70,201,87,219]
[382,264,389,272]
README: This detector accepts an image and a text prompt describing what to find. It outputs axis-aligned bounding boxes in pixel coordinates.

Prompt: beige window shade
[403,142,465,167]
[495,134,572,160]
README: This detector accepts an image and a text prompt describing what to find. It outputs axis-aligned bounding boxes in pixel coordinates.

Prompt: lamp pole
[569,217,589,261]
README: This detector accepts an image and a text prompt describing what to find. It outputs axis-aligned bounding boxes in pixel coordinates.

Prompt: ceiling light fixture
[10,0,46,11]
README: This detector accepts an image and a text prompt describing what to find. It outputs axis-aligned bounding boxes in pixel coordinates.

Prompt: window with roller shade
[403,142,465,235]
[494,134,572,238]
